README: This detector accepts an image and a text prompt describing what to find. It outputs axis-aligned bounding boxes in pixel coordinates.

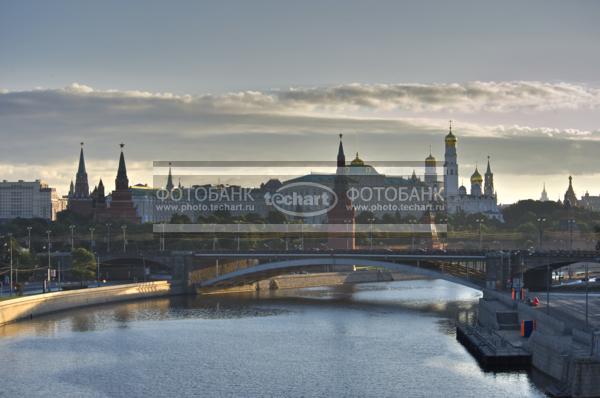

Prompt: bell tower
[443,121,459,199]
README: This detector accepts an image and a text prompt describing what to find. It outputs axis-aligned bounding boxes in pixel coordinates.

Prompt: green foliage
[71,248,96,285]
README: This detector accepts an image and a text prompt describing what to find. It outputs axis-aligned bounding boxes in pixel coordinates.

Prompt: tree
[71,248,96,287]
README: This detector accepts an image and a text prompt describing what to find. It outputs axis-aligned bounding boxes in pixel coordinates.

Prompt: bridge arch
[199,257,483,290]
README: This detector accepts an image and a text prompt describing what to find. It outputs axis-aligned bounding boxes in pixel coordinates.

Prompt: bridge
[194,252,487,290]
[60,249,600,292]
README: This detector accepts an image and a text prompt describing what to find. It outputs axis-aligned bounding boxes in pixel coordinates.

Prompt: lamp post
[212,224,217,251]
[546,263,551,314]
[285,221,289,251]
[121,225,127,252]
[69,225,75,251]
[26,226,32,251]
[159,222,166,252]
[475,218,485,250]
[537,217,547,250]
[96,253,100,286]
[300,220,304,251]
[89,226,95,251]
[46,230,52,293]
[438,218,448,250]
[105,223,111,253]
[409,219,416,251]
[368,217,375,250]
[7,233,13,295]
[585,262,589,327]
[235,221,241,252]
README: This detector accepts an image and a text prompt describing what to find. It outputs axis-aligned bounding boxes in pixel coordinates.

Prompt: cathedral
[563,176,578,208]
[66,143,141,224]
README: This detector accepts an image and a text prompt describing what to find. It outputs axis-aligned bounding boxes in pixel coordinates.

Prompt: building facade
[0,180,59,221]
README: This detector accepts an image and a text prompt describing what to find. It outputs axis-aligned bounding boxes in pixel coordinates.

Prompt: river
[0,279,546,397]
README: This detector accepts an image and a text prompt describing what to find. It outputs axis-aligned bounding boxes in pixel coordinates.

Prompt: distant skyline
[1,1,600,204]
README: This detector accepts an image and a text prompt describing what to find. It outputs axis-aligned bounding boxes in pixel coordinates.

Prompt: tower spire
[115,143,129,191]
[166,162,174,191]
[74,142,90,197]
[484,155,494,196]
[77,142,86,174]
[337,133,346,168]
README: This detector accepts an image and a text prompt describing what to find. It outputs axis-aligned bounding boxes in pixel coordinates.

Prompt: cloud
[1,81,600,204]
[3,81,600,117]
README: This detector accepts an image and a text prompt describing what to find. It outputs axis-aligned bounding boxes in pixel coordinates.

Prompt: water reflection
[0,279,546,398]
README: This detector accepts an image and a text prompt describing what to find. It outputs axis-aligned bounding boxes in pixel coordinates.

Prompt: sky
[1,0,600,204]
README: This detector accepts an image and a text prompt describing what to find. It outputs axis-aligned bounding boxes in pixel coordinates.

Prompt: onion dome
[445,120,457,146]
[471,167,483,184]
[350,152,365,166]
[425,153,436,166]
[459,185,467,195]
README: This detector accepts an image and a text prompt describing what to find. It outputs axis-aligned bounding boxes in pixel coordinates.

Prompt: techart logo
[264,182,338,218]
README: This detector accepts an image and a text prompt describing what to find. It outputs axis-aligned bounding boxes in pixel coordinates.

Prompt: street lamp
[89,226,95,251]
[537,217,547,250]
[45,230,52,293]
[438,218,448,250]
[69,225,75,251]
[368,217,375,250]
[409,219,416,251]
[121,225,127,252]
[7,233,13,295]
[96,252,101,286]
[284,221,289,251]
[105,223,112,253]
[300,219,304,251]
[475,218,485,250]
[234,221,241,252]
[159,222,166,252]
[212,223,217,251]
[26,226,32,251]
[585,262,590,327]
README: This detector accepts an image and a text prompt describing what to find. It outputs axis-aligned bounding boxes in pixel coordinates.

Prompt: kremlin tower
[67,143,94,216]
[96,144,141,224]
[443,121,459,199]
[67,143,140,224]
[327,134,356,250]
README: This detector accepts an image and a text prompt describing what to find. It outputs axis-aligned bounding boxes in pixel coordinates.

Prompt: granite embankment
[478,289,600,397]
[0,281,181,326]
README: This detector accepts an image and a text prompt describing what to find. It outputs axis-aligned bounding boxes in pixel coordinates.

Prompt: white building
[442,124,503,221]
[0,180,60,221]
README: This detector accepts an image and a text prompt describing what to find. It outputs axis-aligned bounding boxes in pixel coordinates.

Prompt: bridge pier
[485,254,505,290]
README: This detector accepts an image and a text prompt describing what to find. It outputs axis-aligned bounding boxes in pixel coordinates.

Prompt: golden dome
[445,121,457,145]
[471,167,483,184]
[425,153,436,165]
[350,152,365,166]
